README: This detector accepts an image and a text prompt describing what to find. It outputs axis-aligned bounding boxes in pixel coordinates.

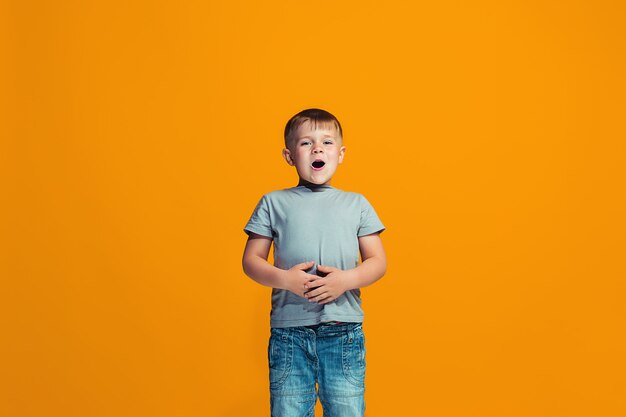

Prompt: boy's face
[283,121,346,186]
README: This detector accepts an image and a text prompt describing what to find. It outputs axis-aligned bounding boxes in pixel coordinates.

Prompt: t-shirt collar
[296,183,335,192]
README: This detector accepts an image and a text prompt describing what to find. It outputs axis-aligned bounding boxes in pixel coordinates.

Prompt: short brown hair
[284,108,343,149]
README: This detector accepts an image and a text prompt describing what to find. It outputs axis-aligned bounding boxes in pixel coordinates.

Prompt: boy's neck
[297,179,333,190]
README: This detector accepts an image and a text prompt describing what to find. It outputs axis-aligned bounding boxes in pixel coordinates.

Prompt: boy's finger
[307,291,328,302]
[312,293,331,303]
[293,261,315,270]
[317,264,337,272]
[304,279,324,290]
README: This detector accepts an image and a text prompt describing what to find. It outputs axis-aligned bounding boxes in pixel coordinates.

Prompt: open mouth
[311,160,326,170]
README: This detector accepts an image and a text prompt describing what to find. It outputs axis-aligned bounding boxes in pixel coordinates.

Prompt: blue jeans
[268,322,366,417]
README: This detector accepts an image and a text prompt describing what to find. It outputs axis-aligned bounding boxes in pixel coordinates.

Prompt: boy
[242,108,387,417]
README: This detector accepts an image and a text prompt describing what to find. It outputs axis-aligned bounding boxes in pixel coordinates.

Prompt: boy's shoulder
[257,187,296,203]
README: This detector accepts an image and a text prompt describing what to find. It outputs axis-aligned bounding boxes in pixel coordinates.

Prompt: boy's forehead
[294,120,341,138]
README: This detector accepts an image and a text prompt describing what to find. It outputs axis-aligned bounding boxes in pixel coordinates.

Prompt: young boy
[242,108,387,417]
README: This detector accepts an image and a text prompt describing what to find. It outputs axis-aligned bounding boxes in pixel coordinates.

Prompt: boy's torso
[268,185,362,275]
[245,184,384,328]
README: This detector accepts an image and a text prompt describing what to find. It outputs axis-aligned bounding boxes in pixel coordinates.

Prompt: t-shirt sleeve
[244,195,274,238]
[358,195,385,237]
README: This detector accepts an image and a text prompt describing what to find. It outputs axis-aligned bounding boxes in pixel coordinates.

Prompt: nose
[312,144,323,153]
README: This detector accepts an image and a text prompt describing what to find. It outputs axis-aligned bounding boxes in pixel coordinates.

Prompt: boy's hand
[304,265,353,305]
[283,261,316,298]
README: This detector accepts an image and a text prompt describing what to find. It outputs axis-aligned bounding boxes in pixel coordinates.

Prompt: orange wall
[2,1,625,416]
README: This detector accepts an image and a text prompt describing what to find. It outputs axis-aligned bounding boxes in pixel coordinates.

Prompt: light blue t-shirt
[244,184,385,328]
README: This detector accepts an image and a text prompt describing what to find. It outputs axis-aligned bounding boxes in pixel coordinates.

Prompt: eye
[324,140,334,145]
[300,141,311,146]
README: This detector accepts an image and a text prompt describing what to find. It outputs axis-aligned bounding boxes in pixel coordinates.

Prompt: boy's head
[282,108,346,186]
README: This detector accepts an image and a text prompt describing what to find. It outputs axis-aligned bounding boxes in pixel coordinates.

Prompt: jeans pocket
[268,329,293,390]
[342,326,366,388]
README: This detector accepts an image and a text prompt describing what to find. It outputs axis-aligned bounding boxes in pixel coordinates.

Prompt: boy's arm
[242,232,315,298]
[304,232,387,304]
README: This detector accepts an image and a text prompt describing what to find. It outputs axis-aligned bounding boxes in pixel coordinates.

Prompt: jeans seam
[269,332,293,390]
[341,330,366,388]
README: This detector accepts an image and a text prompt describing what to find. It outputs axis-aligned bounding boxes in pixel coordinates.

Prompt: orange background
[2,1,625,416]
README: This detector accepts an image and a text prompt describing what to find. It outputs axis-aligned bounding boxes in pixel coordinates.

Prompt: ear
[282,148,295,166]
[338,145,346,164]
